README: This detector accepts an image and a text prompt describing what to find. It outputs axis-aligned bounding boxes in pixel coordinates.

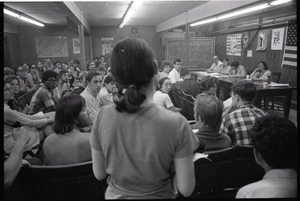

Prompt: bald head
[212,55,219,64]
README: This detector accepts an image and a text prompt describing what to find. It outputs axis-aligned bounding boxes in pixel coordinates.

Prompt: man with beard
[42,94,93,165]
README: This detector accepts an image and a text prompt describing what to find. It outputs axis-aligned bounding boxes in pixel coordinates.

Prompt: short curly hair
[250,114,297,169]
[199,76,219,92]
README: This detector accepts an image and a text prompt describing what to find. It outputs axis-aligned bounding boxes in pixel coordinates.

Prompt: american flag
[282,21,297,68]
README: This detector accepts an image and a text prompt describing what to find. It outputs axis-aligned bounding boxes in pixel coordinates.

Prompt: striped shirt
[219,103,268,146]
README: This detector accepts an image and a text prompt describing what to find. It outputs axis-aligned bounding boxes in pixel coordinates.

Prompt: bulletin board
[166,37,214,70]
[35,36,68,58]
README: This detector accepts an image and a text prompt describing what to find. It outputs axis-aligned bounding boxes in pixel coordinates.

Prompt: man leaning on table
[206,55,223,73]
[227,61,247,78]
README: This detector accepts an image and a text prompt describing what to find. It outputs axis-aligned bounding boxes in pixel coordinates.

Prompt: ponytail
[115,85,146,113]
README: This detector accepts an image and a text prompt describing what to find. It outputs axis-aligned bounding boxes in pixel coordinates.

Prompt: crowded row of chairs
[5,146,264,200]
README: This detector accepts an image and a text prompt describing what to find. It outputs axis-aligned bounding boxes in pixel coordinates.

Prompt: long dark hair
[53,94,86,134]
[111,37,158,113]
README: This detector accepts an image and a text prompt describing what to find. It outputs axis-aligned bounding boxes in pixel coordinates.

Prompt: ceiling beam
[56,2,90,33]
[156,0,260,32]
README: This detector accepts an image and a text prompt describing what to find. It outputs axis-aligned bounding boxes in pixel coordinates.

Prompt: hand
[22,104,32,114]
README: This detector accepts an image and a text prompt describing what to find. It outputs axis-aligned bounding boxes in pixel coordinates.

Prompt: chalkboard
[35,36,68,58]
[166,37,214,70]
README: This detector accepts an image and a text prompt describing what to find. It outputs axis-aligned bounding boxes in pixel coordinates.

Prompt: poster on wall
[73,38,80,54]
[101,37,113,56]
[226,34,242,56]
[256,30,269,51]
[242,32,250,48]
[271,28,285,50]
[35,36,68,58]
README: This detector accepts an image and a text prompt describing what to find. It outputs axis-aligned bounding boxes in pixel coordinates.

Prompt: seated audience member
[4,130,30,189]
[236,115,297,198]
[72,59,81,74]
[53,70,71,102]
[4,67,15,76]
[227,61,247,77]
[219,81,268,146]
[98,55,107,70]
[206,55,223,73]
[80,70,103,122]
[27,63,42,87]
[98,75,119,107]
[219,58,231,75]
[194,94,231,152]
[5,75,29,113]
[73,71,88,94]
[16,66,30,92]
[172,67,201,98]
[29,70,58,114]
[90,37,198,199]
[157,60,172,81]
[4,81,54,155]
[250,61,271,81]
[168,58,183,83]
[43,94,92,166]
[96,66,106,77]
[86,60,96,71]
[197,76,219,97]
[154,77,180,112]
[61,62,69,71]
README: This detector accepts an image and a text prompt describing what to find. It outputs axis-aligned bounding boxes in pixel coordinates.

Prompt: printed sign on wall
[226,34,242,56]
[256,30,269,51]
[271,28,285,50]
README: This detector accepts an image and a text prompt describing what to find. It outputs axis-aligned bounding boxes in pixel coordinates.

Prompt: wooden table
[194,72,297,118]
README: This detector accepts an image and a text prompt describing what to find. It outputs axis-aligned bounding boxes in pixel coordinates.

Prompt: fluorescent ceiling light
[270,0,292,6]
[119,0,143,28]
[190,18,218,27]
[4,8,44,27]
[4,8,19,17]
[218,3,270,20]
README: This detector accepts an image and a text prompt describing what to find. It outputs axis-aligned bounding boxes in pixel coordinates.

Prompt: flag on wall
[282,21,297,68]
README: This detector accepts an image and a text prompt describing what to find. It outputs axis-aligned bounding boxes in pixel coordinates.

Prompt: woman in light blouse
[250,61,272,81]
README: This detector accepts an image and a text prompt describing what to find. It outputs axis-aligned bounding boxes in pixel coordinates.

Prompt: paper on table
[268,82,289,87]
[193,153,209,162]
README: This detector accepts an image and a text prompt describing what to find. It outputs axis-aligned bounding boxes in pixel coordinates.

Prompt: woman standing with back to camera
[90,37,198,199]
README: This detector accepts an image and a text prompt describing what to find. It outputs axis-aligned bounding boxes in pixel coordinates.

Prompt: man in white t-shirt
[206,55,223,73]
[168,58,183,83]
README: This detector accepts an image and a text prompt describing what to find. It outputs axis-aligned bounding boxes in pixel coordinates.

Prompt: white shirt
[80,87,100,122]
[208,61,223,73]
[98,87,113,107]
[153,90,174,109]
[168,68,182,84]
[236,169,297,198]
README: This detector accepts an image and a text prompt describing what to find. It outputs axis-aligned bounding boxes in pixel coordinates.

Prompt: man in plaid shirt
[219,81,268,145]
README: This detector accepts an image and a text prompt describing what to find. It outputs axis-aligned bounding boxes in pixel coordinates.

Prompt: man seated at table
[227,61,247,78]
[168,58,183,83]
[206,55,223,73]
[219,81,268,146]
[172,67,201,98]
[236,114,297,198]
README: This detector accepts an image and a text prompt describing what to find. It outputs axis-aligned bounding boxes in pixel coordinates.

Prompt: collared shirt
[168,68,182,84]
[219,103,268,145]
[236,169,297,198]
[196,126,232,152]
[29,85,56,114]
[227,65,247,77]
[219,65,231,75]
[153,90,174,109]
[98,87,114,107]
[80,86,100,122]
[208,61,223,73]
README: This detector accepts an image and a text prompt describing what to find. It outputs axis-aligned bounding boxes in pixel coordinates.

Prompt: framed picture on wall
[73,38,80,54]
[35,36,68,58]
